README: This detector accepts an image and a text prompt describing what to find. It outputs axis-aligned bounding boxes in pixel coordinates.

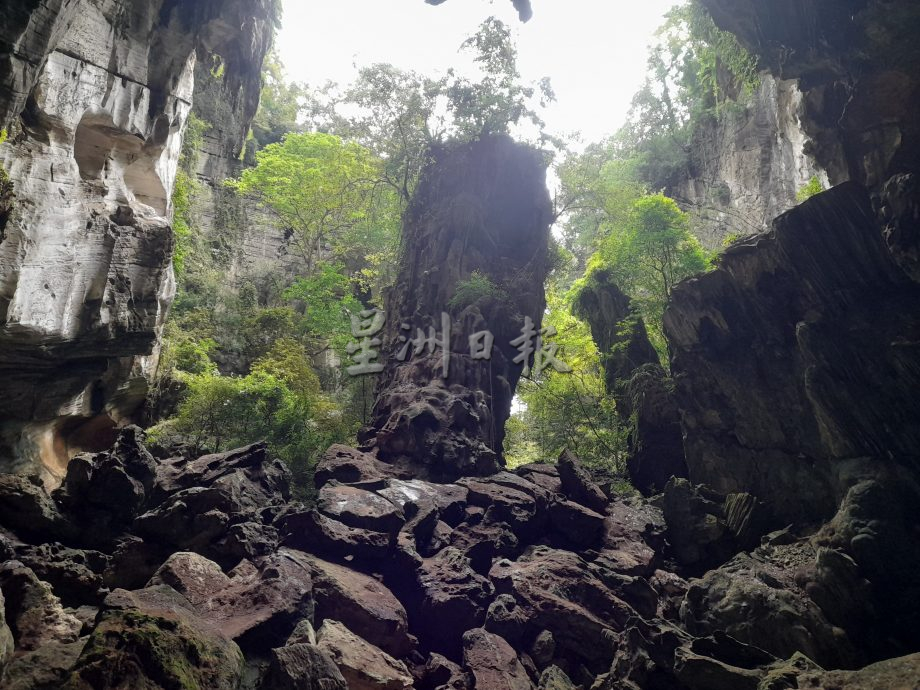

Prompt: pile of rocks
[0,428,917,689]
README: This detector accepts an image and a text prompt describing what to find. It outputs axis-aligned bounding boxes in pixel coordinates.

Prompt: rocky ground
[0,428,917,689]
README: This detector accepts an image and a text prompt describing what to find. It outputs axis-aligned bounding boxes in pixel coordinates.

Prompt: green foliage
[579,194,710,359]
[284,263,363,354]
[148,339,353,497]
[448,271,507,311]
[505,288,629,472]
[796,175,825,203]
[251,51,307,150]
[171,114,211,275]
[613,1,760,191]
[228,132,386,271]
[447,17,557,145]
[0,129,7,146]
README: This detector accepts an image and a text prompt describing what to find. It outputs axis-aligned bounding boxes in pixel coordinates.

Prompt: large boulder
[264,643,348,690]
[148,549,314,651]
[61,586,244,690]
[308,555,413,658]
[462,628,535,690]
[315,619,414,690]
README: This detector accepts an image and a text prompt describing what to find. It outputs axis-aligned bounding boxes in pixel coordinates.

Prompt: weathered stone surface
[316,619,414,690]
[0,587,13,672]
[681,551,857,669]
[0,474,72,542]
[0,561,82,651]
[281,510,392,562]
[2,640,87,689]
[664,183,920,525]
[265,643,348,690]
[413,547,495,658]
[61,586,244,690]
[548,500,605,549]
[148,549,313,651]
[537,665,576,690]
[489,547,629,667]
[784,651,920,690]
[424,652,471,690]
[13,542,108,606]
[556,450,608,514]
[315,445,393,488]
[308,555,413,658]
[573,272,687,495]
[317,484,406,534]
[462,628,534,690]
[364,136,552,479]
[0,0,275,482]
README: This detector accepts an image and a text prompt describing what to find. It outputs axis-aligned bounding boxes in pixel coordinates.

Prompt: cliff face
[665,183,920,525]
[676,74,826,248]
[0,0,273,483]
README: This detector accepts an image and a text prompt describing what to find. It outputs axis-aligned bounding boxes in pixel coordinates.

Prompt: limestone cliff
[0,0,274,483]
[676,74,827,248]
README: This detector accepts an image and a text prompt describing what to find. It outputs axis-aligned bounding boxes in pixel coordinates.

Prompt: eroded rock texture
[665,182,920,526]
[0,0,274,483]
[365,136,553,479]
[574,269,688,495]
[2,430,918,688]
[675,74,827,248]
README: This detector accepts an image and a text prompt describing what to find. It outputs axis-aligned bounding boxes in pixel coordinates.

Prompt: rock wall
[0,0,274,483]
[675,74,827,248]
[664,182,920,525]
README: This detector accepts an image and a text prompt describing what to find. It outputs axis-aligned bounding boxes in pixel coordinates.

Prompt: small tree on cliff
[588,194,709,353]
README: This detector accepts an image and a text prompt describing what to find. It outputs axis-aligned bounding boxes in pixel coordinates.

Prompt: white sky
[276,0,678,146]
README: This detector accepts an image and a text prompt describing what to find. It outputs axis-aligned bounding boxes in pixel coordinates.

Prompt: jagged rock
[485,594,530,646]
[61,586,244,690]
[151,442,290,509]
[316,619,414,690]
[556,450,608,514]
[13,542,108,606]
[307,554,413,658]
[681,551,858,669]
[317,484,406,534]
[1,639,88,690]
[462,628,535,690]
[515,464,563,495]
[148,549,313,651]
[537,665,576,690]
[287,619,318,646]
[133,487,233,554]
[281,510,392,563]
[456,478,543,538]
[265,643,348,690]
[413,547,495,658]
[315,445,393,488]
[780,651,920,690]
[673,648,763,690]
[0,561,82,651]
[529,631,555,670]
[548,500,605,549]
[599,500,664,577]
[573,271,687,495]
[450,519,520,570]
[365,136,552,479]
[0,475,72,543]
[377,478,469,527]
[424,652,471,690]
[662,478,737,571]
[664,183,920,525]
[489,547,630,668]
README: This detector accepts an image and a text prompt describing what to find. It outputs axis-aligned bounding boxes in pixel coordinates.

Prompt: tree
[586,194,710,354]
[228,132,385,272]
[447,17,557,144]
